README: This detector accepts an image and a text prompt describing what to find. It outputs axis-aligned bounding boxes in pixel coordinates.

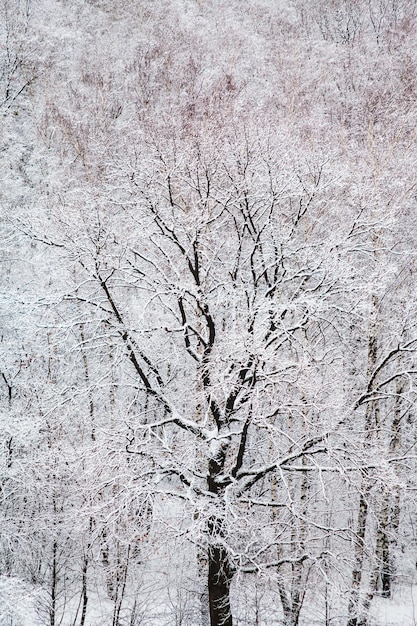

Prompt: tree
[37,129,387,624]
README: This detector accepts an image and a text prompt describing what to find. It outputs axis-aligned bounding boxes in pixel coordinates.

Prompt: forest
[2,0,417,624]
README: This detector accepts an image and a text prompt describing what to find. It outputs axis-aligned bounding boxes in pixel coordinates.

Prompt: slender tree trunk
[379,378,404,598]
[79,324,95,441]
[79,327,94,625]
[271,470,293,625]
[276,393,309,626]
[348,292,379,626]
[356,377,405,625]
[112,545,130,626]
[273,476,308,626]
[378,491,392,598]
[80,553,88,626]
[272,467,305,626]
[79,517,93,626]
[359,494,388,625]
[50,539,57,626]
[347,488,369,626]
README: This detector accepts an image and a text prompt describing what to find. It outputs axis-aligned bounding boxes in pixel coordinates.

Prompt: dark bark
[208,539,234,626]
[348,294,379,626]
[378,379,404,599]
[347,489,369,626]
[277,580,304,626]
[112,545,130,626]
[207,458,234,626]
[80,555,88,626]
[50,540,57,626]
[378,490,393,599]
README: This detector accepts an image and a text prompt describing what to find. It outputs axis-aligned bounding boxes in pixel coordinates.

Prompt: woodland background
[2,1,417,625]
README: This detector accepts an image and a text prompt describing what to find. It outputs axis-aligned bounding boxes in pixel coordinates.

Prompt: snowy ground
[370,585,417,626]
[3,575,417,626]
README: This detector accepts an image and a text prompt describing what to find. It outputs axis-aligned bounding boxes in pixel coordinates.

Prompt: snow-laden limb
[136,407,215,441]
[354,338,417,409]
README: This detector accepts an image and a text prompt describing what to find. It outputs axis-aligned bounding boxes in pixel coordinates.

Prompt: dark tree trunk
[208,540,233,626]
[347,490,369,626]
[80,554,88,626]
[379,490,392,599]
[50,540,57,626]
[206,437,234,625]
